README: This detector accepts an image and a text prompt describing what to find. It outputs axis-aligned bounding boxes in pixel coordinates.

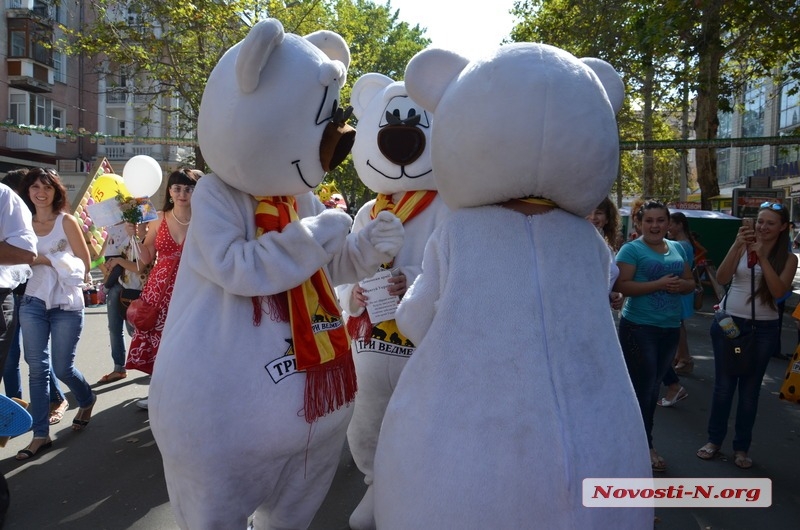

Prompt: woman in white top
[15,168,95,460]
[696,202,797,469]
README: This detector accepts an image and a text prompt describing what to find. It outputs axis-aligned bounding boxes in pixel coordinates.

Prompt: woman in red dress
[126,169,201,409]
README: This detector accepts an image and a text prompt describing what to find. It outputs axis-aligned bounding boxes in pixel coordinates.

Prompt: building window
[717,108,732,184]
[9,93,27,124]
[7,90,59,127]
[53,51,66,83]
[52,107,63,129]
[739,82,765,179]
[779,80,800,130]
[741,82,765,138]
[6,18,53,66]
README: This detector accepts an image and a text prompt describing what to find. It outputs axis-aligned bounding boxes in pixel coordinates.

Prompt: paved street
[1,294,800,529]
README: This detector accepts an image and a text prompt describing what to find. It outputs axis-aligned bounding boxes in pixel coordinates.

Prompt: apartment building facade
[2,0,191,206]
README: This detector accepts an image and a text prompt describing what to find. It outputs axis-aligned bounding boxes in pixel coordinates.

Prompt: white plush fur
[339,73,450,530]
[149,20,404,530]
[403,44,624,216]
[373,44,652,528]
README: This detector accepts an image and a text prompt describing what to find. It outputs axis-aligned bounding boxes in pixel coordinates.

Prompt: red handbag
[126,298,159,331]
[126,256,178,331]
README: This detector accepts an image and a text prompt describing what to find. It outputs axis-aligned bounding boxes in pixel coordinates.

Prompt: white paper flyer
[359,269,399,324]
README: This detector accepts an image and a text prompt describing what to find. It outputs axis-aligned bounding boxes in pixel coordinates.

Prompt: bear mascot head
[373,43,653,529]
[338,73,450,530]
[148,19,404,530]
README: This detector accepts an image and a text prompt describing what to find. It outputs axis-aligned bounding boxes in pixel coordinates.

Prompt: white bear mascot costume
[337,73,449,530]
[148,20,404,530]
[373,44,653,528]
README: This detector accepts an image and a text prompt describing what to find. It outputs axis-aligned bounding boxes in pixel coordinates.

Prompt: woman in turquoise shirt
[614,200,695,472]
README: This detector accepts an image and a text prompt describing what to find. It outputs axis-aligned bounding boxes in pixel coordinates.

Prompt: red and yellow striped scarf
[252,196,355,423]
[347,190,437,341]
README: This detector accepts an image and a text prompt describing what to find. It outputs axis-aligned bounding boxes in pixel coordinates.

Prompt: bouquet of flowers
[115,191,149,262]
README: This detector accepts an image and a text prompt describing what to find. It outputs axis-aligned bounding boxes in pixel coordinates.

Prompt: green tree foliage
[62,1,429,211]
[511,0,800,209]
[511,0,686,200]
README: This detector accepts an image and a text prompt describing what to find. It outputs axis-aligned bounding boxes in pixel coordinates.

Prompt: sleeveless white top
[27,213,85,310]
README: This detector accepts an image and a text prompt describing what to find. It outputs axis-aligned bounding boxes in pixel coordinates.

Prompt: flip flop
[696,443,719,460]
[96,371,127,385]
[734,452,753,469]
[650,449,667,472]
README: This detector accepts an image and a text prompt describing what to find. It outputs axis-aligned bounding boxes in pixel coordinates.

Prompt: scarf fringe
[303,350,357,424]
[252,294,291,326]
[346,311,373,341]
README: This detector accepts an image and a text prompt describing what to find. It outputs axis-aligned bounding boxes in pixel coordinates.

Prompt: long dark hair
[669,212,696,246]
[595,197,620,251]
[754,203,791,309]
[162,168,201,211]
[20,167,68,214]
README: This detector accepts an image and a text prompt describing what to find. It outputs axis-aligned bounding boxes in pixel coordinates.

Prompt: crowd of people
[588,197,798,472]
[1,170,798,492]
[0,166,200,461]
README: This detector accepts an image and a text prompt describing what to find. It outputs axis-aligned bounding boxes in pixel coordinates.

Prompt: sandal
[696,443,719,460]
[657,386,688,407]
[71,394,97,432]
[96,371,127,385]
[674,358,694,375]
[49,400,69,425]
[15,437,53,461]
[650,449,666,472]
[734,451,753,469]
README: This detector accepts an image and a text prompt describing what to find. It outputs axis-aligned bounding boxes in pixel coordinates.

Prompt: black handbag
[720,267,755,377]
[119,288,142,310]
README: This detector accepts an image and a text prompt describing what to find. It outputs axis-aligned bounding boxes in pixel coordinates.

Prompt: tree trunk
[642,60,655,198]
[693,0,725,211]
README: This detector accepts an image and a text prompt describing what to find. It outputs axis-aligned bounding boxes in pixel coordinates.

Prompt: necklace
[171,210,191,226]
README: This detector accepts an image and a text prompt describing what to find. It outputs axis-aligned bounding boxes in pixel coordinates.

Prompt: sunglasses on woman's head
[760,201,783,211]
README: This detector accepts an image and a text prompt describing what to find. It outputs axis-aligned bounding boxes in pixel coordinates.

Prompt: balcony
[6,10,54,92]
[6,130,56,155]
[7,58,53,92]
[6,0,56,21]
[103,143,154,160]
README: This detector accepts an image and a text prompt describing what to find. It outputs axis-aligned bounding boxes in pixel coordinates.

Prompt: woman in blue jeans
[15,168,95,461]
[1,169,68,423]
[696,202,797,469]
[96,222,148,384]
[615,200,695,472]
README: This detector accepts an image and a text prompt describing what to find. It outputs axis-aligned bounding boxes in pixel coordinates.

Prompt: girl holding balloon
[126,168,201,409]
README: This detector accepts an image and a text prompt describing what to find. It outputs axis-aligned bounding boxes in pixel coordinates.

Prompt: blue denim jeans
[19,296,94,438]
[106,283,133,372]
[707,317,777,452]
[618,317,680,448]
[3,292,65,402]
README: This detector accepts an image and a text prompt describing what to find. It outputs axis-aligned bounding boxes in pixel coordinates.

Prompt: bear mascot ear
[235,19,285,94]
[404,48,470,114]
[351,73,394,119]
[305,30,351,71]
[581,58,624,115]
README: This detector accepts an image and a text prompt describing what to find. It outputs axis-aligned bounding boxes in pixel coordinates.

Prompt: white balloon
[123,155,163,197]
